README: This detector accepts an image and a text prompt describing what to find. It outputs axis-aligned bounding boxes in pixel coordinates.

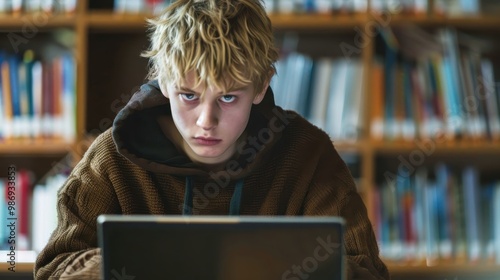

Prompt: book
[480,183,495,260]
[325,58,349,139]
[413,168,427,260]
[380,27,398,140]
[8,56,21,139]
[0,180,6,248]
[451,170,467,261]
[422,168,439,263]
[12,0,23,15]
[0,1,8,14]
[25,0,42,13]
[63,0,77,14]
[32,60,43,139]
[2,58,13,140]
[468,52,489,140]
[341,59,364,140]
[52,56,63,139]
[462,166,481,262]
[32,173,65,253]
[18,56,30,139]
[401,61,416,140]
[41,0,55,13]
[435,163,452,259]
[308,57,332,130]
[0,52,4,139]
[411,61,426,139]
[23,50,35,139]
[370,59,384,141]
[397,174,416,259]
[480,59,500,140]
[17,170,32,250]
[494,182,500,264]
[427,57,446,139]
[434,0,480,16]
[60,53,76,142]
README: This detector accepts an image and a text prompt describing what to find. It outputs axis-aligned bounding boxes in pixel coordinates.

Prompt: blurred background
[0,0,500,279]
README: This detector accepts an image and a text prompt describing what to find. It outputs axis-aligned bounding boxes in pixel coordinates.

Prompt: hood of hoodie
[112,80,284,180]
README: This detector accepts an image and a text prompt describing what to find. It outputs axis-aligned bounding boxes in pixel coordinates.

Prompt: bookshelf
[1,0,500,279]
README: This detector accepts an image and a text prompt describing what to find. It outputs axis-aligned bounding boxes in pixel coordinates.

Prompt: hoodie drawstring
[228,179,244,216]
[182,177,194,215]
[183,176,244,216]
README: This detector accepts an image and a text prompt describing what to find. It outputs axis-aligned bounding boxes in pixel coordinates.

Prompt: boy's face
[163,71,268,165]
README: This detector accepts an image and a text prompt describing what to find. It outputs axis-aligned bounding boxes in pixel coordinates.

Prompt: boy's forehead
[174,81,251,93]
[172,70,252,93]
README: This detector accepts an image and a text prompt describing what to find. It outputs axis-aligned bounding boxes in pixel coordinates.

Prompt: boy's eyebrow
[177,85,249,94]
[177,86,198,93]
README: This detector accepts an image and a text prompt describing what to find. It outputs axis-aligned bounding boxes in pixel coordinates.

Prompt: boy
[35,0,389,279]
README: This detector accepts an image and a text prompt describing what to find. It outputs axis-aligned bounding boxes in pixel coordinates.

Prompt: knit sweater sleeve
[34,132,120,279]
[302,138,390,280]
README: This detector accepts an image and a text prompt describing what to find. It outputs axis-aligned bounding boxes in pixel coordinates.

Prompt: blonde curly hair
[142,0,279,95]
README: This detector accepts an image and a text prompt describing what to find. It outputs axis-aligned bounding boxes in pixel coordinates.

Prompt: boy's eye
[220,95,236,103]
[180,93,198,101]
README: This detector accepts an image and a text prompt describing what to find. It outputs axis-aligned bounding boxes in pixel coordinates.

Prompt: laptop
[97,215,346,280]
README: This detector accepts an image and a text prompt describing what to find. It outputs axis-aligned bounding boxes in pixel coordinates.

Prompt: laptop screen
[98,215,345,280]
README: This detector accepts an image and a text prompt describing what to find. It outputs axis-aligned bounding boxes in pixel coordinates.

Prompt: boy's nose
[196,104,218,130]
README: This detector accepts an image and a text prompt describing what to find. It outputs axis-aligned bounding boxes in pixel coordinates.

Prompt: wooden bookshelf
[0,262,34,274]
[1,0,500,279]
[0,250,36,275]
[0,14,77,29]
[0,140,72,155]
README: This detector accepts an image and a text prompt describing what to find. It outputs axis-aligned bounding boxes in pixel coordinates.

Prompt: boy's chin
[191,149,235,165]
[192,149,224,160]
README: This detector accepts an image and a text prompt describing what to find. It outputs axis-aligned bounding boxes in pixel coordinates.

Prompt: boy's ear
[252,83,269,105]
[252,73,273,105]
[159,81,170,99]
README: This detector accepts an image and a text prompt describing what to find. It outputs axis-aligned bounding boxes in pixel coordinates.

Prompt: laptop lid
[97,215,345,280]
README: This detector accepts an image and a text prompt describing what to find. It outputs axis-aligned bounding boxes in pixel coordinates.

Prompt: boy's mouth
[193,136,222,146]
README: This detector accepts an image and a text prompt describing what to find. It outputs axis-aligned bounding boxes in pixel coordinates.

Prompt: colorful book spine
[463,167,481,261]
[2,59,13,141]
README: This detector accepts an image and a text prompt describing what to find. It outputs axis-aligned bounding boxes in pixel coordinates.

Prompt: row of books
[372,26,500,141]
[0,0,486,16]
[111,0,368,15]
[374,164,500,263]
[263,0,481,16]
[0,50,76,142]
[372,0,480,16]
[263,0,368,14]
[31,171,65,253]
[0,0,77,15]
[434,0,481,17]
[109,0,480,16]
[271,54,365,141]
[0,169,32,251]
[0,168,67,253]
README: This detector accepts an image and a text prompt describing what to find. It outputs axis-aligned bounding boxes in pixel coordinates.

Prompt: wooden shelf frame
[0,14,77,29]
[0,141,73,155]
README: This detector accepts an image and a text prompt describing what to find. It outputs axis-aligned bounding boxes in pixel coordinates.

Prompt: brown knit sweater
[34,81,389,279]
